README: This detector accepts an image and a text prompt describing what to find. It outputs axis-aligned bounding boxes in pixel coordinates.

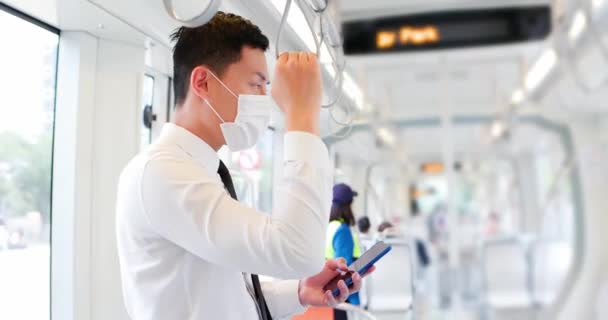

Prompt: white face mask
[204,72,273,151]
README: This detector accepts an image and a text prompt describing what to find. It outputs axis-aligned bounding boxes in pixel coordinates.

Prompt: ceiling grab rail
[162,0,221,27]
[275,0,346,109]
[317,11,346,109]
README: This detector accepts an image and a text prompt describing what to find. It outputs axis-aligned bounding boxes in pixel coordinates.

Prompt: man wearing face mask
[115,12,369,320]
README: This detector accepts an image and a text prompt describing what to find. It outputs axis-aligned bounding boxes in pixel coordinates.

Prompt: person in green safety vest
[326,183,362,319]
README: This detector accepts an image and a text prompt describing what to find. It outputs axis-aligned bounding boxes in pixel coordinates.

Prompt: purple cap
[332,183,358,206]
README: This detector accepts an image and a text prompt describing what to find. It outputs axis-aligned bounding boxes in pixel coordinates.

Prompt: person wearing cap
[325,183,363,319]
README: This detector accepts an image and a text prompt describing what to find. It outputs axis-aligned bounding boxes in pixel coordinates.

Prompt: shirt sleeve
[140,131,332,279]
[333,225,355,266]
[261,280,307,319]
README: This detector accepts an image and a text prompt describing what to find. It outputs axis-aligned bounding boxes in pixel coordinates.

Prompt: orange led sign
[375,26,441,49]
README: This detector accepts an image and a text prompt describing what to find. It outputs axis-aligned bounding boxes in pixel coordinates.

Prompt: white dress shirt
[116,123,332,320]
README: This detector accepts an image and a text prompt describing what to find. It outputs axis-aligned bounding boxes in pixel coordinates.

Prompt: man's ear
[190,66,211,100]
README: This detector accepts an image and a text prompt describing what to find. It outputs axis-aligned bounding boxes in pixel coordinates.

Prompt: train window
[0,5,59,320]
[219,129,275,213]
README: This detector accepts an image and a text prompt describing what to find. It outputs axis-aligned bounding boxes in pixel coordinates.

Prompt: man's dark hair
[170,11,269,106]
[357,216,371,234]
[330,203,356,226]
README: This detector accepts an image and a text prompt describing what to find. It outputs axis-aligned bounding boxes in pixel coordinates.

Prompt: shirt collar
[159,123,220,175]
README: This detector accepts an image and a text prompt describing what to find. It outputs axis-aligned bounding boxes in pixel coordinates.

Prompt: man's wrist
[285,112,320,135]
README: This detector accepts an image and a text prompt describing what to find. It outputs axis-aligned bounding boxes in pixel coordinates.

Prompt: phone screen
[323,241,391,296]
[350,241,391,274]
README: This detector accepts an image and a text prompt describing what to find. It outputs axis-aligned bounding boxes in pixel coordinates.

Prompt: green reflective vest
[325,220,362,260]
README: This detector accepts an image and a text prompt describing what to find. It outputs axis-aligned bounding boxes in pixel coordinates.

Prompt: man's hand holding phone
[298,258,376,307]
[298,241,391,308]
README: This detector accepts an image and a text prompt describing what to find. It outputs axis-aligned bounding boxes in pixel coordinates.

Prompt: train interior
[0,0,607,319]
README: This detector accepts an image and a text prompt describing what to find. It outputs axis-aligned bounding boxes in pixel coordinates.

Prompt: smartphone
[323,241,392,297]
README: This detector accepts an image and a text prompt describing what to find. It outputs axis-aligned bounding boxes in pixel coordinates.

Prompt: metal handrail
[274,0,345,109]
[335,303,379,320]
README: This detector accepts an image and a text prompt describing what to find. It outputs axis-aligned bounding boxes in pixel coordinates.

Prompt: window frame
[0,3,59,35]
[0,3,60,320]
[166,76,173,122]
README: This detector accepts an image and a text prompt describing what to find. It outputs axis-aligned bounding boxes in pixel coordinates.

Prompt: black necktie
[217,160,272,320]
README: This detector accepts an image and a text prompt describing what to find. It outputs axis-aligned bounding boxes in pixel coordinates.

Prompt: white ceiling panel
[357,56,524,118]
[346,41,545,120]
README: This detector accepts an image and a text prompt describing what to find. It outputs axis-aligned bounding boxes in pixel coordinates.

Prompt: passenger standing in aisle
[116,12,367,320]
[326,183,363,320]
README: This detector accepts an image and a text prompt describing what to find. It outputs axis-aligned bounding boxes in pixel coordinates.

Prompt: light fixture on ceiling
[334,167,344,176]
[363,103,376,113]
[510,89,525,105]
[593,0,605,10]
[568,10,587,43]
[490,121,506,138]
[524,48,558,93]
[377,127,396,146]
